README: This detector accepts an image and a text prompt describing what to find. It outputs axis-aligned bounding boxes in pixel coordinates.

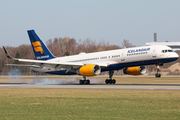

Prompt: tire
[112,79,116,84]
[155,74,161,78]
[158,74,161,78]
[85,80,88,84]
[109,80,112,84]
[105,79,109,84]
[87,80,90,84]
[80,80,83,84]
[155,74,158,78]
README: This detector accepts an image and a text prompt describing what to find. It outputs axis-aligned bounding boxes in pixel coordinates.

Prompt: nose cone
[167,52,179,62]
[175,52,179,57]
[173,52,179,60]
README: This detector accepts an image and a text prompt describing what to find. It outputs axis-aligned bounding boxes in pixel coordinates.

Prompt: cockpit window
[168,50,174,52]
[162,49,174,53]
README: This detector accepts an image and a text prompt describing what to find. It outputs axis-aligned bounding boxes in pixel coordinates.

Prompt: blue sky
[0,0,180,47]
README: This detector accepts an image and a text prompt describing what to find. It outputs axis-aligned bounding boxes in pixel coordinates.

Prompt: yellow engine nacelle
[77,64,101,76]
[123,66,146,75]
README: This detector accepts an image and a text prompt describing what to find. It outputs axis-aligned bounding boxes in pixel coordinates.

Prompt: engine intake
[77,64,101,76]
[123,66,146,75]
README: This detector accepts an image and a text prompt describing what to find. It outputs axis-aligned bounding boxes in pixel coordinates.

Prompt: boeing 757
[3,30,179,84]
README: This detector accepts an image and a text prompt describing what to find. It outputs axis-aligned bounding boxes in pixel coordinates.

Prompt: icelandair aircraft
[3,30,179,84]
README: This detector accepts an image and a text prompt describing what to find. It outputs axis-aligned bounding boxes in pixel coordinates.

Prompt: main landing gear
[79,71,117,85]
[155,64,161,78]
[79,76,90,85]
[105,71,116,84]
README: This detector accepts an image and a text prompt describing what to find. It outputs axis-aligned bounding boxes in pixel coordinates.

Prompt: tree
[121,39,135,48]
[64,51,70,56]
[13,51,21,64]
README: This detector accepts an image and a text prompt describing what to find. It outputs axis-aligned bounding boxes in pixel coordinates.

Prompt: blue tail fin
[27,30,55,60]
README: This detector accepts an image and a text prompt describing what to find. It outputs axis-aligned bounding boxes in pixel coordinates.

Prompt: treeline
[0,45,34,75]
[46,37,121,57]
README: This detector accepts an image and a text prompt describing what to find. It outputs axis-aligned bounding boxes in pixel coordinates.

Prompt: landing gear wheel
[105,79,116,84]
[84,80,90,84]
[105,79,109,84]
[87,80,90,84]
[79,80,83,84]
[155,64,162,78]
[112,79,116,84]
[155,74,161,78]
[159,74,161,77]
[109,80,112,84]
[79,79,90,85]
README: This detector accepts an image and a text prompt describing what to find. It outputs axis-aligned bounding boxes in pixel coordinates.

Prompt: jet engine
[123,66,146,75]
[77,64,101,76]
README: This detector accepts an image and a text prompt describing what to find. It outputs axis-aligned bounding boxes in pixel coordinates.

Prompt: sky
[0,0,180,47]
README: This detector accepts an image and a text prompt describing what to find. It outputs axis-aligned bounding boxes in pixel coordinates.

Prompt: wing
[3,46,109,70]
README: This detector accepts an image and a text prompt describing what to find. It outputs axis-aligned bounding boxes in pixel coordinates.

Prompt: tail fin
[27,30,55,60]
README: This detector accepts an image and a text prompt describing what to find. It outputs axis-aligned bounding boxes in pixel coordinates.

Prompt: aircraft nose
[172,52,179,60]
[175,52,179,58]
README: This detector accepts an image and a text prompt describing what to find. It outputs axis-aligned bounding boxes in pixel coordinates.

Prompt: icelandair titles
[127,48,150,53]
[36,55,49,59]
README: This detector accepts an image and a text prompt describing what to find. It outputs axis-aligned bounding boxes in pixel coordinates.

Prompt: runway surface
[0,83,180,90]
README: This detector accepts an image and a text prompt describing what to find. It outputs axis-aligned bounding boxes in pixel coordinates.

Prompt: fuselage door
[121,53,125,61]
[152,49,156,58]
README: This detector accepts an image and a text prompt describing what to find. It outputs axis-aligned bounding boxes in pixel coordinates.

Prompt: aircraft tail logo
[32,41,44,54]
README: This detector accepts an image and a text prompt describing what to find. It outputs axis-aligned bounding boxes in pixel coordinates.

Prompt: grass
[0,89,180,120]
[0,76,180,119]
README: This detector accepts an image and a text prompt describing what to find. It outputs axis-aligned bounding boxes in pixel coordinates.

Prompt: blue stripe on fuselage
[101,57,178,72]
[45,57,178,75]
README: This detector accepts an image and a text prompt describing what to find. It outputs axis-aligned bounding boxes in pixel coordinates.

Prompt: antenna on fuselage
[154,33,157,42]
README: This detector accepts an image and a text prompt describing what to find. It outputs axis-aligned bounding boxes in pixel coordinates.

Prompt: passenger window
[165,50,167,53]
[162,50,164,53]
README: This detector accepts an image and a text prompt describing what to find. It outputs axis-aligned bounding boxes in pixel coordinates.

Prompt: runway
[0,83,180,90]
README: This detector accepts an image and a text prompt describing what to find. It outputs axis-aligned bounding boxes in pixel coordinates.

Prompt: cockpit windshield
[161,49,174,53]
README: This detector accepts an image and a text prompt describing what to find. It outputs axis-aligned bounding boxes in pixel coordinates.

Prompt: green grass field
[0,89,180,120]
[0,76,180,120]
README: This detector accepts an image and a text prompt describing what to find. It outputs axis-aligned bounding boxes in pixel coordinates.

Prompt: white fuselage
[31,45,179,75]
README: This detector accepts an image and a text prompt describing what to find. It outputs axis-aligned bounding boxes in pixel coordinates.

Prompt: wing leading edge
[3,46,108,70]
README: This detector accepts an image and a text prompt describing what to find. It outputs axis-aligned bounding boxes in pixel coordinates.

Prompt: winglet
[3,46,13,59]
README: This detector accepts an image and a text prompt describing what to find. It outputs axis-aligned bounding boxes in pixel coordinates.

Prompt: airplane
[3,30,179,84]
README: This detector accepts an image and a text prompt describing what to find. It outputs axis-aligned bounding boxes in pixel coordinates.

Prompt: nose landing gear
[155,65,161,78]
